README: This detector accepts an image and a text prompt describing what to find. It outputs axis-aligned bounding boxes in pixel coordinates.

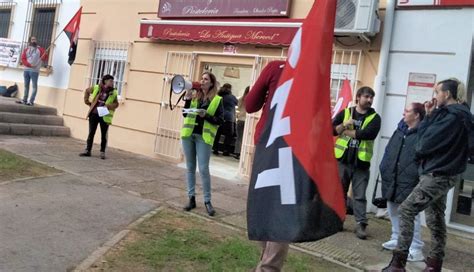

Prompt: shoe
[16,100,26,104]
[233,153,240,160]
[212,150,219,155]
[423,257,442,272]
[355,223,367,240]
[222,152,230,156]
[382,239,398,250]
[100,152,106,160]
[79,151,91,157]
[26,102,34,106]
[407,250,424,262]
[204,201,215,216]
[183,196,196,211]
[382,250,408,272]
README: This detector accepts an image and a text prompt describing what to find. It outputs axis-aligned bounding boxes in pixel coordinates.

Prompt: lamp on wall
[224,66,240,79]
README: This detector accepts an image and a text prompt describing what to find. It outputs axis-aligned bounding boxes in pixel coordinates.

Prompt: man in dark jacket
[383,79,471,272]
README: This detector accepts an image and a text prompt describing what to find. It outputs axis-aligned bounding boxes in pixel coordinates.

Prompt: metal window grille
[0,1,14,38]
[89,41,129,96]
[22,0,61,66]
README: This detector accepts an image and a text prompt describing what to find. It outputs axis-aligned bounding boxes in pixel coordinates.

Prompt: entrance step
[0,112,64,126]
[0,122,70,136]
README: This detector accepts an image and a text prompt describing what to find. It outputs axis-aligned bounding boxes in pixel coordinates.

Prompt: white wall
[0,0,80,89]
[373,7,474,231]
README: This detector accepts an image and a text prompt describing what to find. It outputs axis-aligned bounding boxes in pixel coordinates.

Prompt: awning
[139,19,302,46]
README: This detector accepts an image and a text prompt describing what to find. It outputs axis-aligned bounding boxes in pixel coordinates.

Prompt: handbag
[372,174,387,209]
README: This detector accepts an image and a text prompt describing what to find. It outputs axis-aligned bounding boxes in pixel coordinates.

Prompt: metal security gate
[238,49,363,180]
[154,51,196,161]
[238,56,286,179]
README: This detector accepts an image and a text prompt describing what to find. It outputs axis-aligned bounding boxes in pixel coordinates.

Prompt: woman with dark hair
[383,78,470,271]
[80,74,119,159]
[181,71,224,216]
[212,83,238,156]
[379,102,426,262]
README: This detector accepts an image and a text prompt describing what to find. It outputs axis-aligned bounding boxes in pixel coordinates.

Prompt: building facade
[0,0,80,111]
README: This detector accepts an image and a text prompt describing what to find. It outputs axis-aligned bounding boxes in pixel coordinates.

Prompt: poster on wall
[0,38,21,67]
[158,0,291,18]
[405,72,436,106]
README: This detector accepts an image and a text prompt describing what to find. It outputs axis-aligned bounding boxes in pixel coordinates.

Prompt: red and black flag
[64,7,82,65]
[247,0,345,242]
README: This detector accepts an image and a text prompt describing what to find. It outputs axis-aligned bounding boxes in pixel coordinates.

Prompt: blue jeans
[182,134,212,202]
[23,70,39,104]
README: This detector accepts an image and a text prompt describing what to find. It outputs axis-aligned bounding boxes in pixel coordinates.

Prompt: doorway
[201,62,253,182]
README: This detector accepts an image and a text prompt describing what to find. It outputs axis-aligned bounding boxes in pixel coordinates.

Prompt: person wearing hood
[383,79,471,272]
[212,83,238,156]
[379,103,426,263]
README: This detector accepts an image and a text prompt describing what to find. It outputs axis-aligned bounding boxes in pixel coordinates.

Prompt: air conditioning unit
[335,0,380,37]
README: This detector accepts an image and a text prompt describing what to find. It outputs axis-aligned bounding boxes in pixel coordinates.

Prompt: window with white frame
[22,0,61,67]
[90,41,129,96]
[0,1,14,38]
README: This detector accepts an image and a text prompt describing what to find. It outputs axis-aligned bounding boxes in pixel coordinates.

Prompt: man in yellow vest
[333,86,381,240]
[79,74,119,159]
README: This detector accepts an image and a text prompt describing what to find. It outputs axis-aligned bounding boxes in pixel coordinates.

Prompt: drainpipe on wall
[368,0,396,212]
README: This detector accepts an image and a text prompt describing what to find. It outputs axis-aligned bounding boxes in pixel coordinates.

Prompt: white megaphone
[170,75,193,94]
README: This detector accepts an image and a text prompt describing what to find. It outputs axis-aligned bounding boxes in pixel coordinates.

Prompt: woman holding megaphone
[181,71,224,216]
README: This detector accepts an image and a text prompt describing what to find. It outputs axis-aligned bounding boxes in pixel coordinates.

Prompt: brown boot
[423,257,443,272]
[382,250,408,272]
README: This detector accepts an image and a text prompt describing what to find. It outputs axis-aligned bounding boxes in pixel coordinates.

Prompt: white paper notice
[97,106,110,117]
[182,108,205,114]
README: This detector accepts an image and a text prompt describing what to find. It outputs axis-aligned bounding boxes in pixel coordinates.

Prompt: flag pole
[40,29,66,59]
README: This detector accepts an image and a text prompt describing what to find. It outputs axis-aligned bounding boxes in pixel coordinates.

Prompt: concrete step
[0,112,64,126]
[0,97,57,116]
[0,122,70,136]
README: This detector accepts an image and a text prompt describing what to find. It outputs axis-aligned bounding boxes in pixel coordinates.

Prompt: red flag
[63,7,82,65]
[332,79,353,119]
[247,0,345,242]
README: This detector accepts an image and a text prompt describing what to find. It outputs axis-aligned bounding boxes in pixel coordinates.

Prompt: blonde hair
[438,77,466,104]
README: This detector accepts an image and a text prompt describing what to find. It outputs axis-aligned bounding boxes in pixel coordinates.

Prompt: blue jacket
[380,120,420,203]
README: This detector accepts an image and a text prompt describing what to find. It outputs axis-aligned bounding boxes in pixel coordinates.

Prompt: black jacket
[218,88,238,122]
[380,120,420,203]
[416,103,471,176]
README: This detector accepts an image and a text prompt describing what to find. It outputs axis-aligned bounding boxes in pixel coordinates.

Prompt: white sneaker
[407,250,425,262]
[382,239,397,250]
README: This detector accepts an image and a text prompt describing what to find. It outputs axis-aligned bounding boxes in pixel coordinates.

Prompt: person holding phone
[181,72,224,216]
[383,78,470,272]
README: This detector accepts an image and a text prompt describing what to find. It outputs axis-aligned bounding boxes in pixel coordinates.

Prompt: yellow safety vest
[181,95,222,146]
[90,85,118,124]
[334,108,376,162]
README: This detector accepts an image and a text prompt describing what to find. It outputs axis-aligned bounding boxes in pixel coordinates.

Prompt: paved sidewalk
[1,135,473,271]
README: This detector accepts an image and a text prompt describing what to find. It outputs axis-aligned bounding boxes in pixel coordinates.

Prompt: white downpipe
[368,0,396,212]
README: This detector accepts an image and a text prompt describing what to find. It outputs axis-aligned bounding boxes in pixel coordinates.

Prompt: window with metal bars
[89,41,129,97]
[0,2,14,38]
[22,0,61,67]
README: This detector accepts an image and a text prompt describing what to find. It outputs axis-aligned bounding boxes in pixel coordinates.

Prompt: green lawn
[89,209,351,272]
[0,148,61,182]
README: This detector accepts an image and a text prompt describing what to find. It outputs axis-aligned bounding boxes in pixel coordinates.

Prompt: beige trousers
[255,241,290,272]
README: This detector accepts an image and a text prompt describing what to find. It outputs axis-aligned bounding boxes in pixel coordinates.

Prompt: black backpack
[2,84,18,97]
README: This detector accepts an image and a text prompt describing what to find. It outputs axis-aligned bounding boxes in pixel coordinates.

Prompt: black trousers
[213,121,235,153]
[86,113,109,152]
